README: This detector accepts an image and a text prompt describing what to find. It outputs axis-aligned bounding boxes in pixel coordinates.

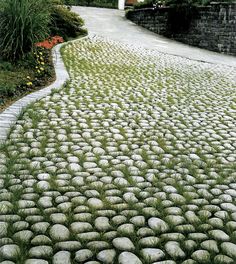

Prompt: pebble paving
[0,36,236,263]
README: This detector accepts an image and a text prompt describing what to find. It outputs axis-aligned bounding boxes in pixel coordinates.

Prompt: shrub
[0,0,51,62]
[49,5,87,40]
[133,0,156,9]
[0,61,14,71]
[0,83,17,98]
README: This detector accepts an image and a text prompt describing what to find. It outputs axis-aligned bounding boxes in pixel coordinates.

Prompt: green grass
[0,36,236,263]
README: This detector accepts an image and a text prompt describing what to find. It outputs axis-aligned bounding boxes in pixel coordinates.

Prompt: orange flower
[35,36,64,49]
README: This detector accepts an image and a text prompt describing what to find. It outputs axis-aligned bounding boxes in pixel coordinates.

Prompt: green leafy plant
[0,83,17,97]
[0,0,51,61]
[133,0,156,9]
[49,5,87,40]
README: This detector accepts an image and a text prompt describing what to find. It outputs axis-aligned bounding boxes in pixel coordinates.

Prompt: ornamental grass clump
[0,0,51,62]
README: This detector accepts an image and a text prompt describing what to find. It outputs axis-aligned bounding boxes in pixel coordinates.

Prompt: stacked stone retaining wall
[127,2,236,55]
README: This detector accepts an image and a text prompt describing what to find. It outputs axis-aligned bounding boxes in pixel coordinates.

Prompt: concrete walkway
[73,6,236,67]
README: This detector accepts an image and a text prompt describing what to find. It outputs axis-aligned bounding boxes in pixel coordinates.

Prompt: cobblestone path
[0,36,236,264]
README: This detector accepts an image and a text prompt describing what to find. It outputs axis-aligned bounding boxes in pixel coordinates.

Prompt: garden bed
[0,1,87,113]
[0,51,55,113]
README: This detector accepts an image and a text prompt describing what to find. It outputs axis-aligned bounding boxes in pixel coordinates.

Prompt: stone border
[0,37,88,142]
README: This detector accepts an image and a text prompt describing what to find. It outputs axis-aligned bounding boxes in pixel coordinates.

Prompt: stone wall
[126,3,236,55]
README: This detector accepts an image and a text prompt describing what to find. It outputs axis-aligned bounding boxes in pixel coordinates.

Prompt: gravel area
[0,36,236,263]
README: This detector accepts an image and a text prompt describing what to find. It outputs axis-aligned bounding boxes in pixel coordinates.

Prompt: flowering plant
[35,36,64,49]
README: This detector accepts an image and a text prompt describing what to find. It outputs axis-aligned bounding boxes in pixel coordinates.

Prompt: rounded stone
[29,246,53,258]
[201,240,219,253]
[165,241,185,258]
[50,213,67,224]
[71,222,93,233]
[97,249,116,263]
[13,230,33,243]
[148,217,169,232]
[112,237,135,251]
[0,245,20,260]
[53,251,71,264]
[209,229,230,241]
[118,252,142,264]
[141,248,165,262]
[221,242,236,258]
[25,260,49,264]
[214,254,234,264]
[0,222,8,237]
[191,250,210,263]
[49,224,70,241]
[31,235,52,245]
[75,249,93,262]
[87,198,104,209]
[95,217,111,231]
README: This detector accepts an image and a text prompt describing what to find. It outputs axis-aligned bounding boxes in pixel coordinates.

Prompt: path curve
[0,35,236,264]
[0,43,69,142]
[73,6,236,67]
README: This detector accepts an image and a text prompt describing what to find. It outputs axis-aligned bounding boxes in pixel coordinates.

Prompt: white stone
[201,240,219,253]
[25,260,48,264]
[50,224,70,241]
[97,249,116,263]
[221,242,236,258]
[165,241,185,258]
[68,163,81,172]
[221,203,236,212]
[53,251,71,264]
[38,197,53,208]
[118,252,142,264]
[71,222,93,233]
[75,249,93,262]
[13,230,33,243]
[0,222,8,237]
[113,237,135,251]
[29,246,53,258]
[141,248,165,262]
[95,217,111,231]
[191,250,210,262]
[88,198,104,209]
[209,229,230,241]
[0,245,20,260]
[148,217,169,232]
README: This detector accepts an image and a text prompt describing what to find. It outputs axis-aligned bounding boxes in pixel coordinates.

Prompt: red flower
[35,36,64,49]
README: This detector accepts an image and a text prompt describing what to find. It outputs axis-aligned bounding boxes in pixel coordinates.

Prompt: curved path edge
[0,37,86,143]
[72,6,236,68]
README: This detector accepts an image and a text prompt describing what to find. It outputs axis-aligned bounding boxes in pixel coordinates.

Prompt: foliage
[0,0,51,62]
[133,0,156,9]
[0,0,86,110]
[0,47,54,108]
[0,83,17,98]
[49,5,87,40]
[28,47,55,86]
[0,63,29,106]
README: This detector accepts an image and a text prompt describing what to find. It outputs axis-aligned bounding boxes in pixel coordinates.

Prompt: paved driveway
[73,6,236,67]
[0,6,236,264]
